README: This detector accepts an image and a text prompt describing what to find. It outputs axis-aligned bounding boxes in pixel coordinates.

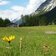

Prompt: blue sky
[0,0,46,20]
[0,0,29,10]
[12,0,29,6]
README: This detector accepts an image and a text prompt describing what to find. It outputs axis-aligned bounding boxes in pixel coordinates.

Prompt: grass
[0,25,56,56]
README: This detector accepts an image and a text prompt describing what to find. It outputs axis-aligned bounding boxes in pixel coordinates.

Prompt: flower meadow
[0,26,56,56]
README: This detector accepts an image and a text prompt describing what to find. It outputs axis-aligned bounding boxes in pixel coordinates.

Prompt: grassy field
[0,25,56,56]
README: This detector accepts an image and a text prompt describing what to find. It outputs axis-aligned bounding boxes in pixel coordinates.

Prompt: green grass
[0,25,56,56]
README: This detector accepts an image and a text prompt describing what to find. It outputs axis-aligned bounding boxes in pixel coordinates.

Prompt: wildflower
[20,37,22,41]
[2,35,15,43]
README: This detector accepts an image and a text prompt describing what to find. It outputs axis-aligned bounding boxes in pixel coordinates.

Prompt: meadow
[0,25,56,56]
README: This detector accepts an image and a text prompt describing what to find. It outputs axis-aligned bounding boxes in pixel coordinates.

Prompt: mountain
[14,19,22,25]
[13,7,56,26]
[32,0,56,15]
[38,7,56,25]
[12,19,19,23]
[41,7,56,20]
[12,0,56,25]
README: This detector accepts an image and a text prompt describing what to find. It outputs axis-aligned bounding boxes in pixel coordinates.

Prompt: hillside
[33,0,56,15]
[14,0,56,26]
[39,7,56,24]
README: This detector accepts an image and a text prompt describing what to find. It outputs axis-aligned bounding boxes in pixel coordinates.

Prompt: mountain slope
[38,7,56,24]
[15,19,22,25]
[33,0,56,15]
[13,0,56,25]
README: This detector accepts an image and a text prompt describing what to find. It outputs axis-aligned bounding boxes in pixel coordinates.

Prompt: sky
[0,0,46,21]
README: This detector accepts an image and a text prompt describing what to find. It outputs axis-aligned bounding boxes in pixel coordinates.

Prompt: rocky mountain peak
[32,0,56,15]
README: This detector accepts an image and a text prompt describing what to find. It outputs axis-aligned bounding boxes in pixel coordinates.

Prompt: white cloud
[11,0,46,15]
[0,0,10,5]
[0,10,19,21]
[0,6,25,21]
[25,0,46,14]
[0,0,46,21]
[11,6,25,15]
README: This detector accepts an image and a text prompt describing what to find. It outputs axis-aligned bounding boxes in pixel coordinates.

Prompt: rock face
[33,0,56,15]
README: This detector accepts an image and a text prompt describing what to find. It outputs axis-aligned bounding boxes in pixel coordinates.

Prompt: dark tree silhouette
[0,18,4,27]
[4,18,11,27]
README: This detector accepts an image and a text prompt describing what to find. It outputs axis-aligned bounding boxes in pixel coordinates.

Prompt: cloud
[25,0,46,14]
[0,10,19,21]
[0,0,46,20]
[11,0,46,15]
[0,0,10,5]
[0,6,25,21]
[11,6,25,15]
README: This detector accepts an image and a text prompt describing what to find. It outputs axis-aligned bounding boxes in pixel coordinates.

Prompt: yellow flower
[2,35,15,43]
[2,36,8,42]
[9,35,15,41]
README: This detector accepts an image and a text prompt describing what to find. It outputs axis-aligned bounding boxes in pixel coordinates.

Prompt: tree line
[0,18,11,27]
[19,7,56,26]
